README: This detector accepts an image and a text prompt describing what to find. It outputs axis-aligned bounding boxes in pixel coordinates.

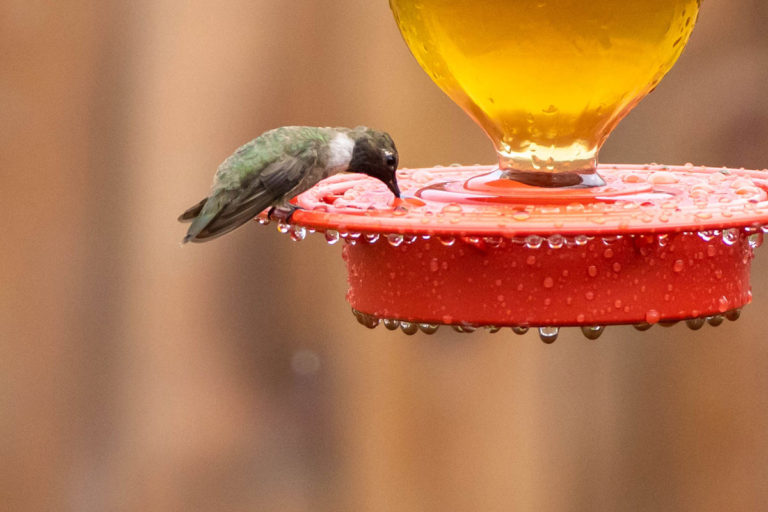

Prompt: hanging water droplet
[748,232,763,248]
[418,323,439,334]
[438,236,455,246]
[547,234,565,249]
[485,325,501,333]
[400,321,418,335]
[404,234,418,244]
[725,309,741,321]
[383,318,400,330]
[634,322,653,331]
[574,235,589,246]
[538,326,559,343]
[364,233,380,244]
[484,236,503,247]
[673,259,684,272]
[706,315,724,327]
[387,234,404,247]
[325,230,340,244]
[276,221,290,234]
[581,325,605,340]
[290,225,307,241]
[512,326,529,335]
[685,317,705,330]
[525,235,543,249]
[352,309,379,329]
[722,228,740,246]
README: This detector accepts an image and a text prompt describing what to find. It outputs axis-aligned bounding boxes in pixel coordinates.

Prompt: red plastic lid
[289,164,768,237]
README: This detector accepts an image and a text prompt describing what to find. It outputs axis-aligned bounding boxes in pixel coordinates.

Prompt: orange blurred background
[2,1,768,510]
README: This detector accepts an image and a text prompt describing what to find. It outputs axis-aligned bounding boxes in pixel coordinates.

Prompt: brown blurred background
[2,1,768,511]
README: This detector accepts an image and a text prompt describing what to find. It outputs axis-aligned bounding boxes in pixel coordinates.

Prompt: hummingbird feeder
[260,1,767,342]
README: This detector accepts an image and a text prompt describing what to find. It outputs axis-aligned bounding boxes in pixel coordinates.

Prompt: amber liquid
[390,0,700,178]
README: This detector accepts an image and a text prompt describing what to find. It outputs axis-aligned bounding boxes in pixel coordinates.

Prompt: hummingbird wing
[182,153,315,243]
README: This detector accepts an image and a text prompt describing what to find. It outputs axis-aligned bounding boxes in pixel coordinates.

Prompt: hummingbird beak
[385,176,401,198]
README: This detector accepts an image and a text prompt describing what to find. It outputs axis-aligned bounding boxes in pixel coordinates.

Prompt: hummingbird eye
[385,154,397,168]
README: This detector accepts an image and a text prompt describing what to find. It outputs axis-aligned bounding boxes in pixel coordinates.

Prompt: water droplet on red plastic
[645,309,661,324]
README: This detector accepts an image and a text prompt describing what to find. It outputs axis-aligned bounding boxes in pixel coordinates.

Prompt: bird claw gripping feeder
[263,0,768,342]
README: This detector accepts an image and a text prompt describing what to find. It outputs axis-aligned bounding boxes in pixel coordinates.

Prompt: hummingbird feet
[267,204,303,223]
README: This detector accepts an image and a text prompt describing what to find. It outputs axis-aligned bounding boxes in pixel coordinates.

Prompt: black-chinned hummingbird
[179,126,400,243]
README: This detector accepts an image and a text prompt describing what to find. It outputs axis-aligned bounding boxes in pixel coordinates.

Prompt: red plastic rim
[268,164,768,329]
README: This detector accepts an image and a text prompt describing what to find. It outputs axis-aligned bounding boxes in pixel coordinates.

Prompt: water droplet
[526,255,537,265]
[612,262,622,273]
[485,325,501,333]
[686,317,705,330]
[603,248,614,258]
[673,260,684,272]
[452,324,476,333]
[484,236,503,247]
[588,265,598,278]
[387,234,404,247]
[543,277,554,288]
[645,309,661,324]
[438,236,455,246]
[634,322,653,331]
[722,228,740,246]
[706,315,724,327]
[352,309,379,329]
[581,325,605,340]
[383,318,400,330]
[725,308,741,321]
[525,235,543,249]
[547,234,565,249]
[365,233,380,244]
[276,221,290,234]
[429,258,440,272]
[400,321,418,335]
[539,326,559,343]
[441,203,463,214]
[749,232,764,248]
[325,230,340,244]
[585,291,595,301]
[512,211,531,221]
[290,225,307,241]
[657,234,670,247]
[574,235,590,246]
[512,326,528,335]
[418,323,439,334]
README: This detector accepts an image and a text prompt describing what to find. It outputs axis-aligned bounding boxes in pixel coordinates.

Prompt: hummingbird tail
[182,188,274,243]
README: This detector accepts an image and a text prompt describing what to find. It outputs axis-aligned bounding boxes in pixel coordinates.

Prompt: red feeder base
[269,164,768,337]
[343,231,752,327]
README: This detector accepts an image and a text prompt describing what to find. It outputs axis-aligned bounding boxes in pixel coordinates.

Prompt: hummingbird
[179,126,400,243]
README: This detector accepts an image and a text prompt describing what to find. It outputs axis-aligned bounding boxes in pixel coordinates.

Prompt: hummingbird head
[347,127,401,198]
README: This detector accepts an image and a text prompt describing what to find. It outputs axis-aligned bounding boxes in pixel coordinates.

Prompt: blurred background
[2,1,768,510]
